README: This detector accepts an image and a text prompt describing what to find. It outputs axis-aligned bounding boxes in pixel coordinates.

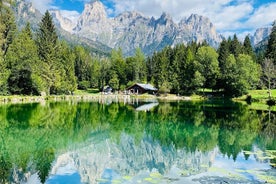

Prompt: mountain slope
[52,1,224,55]
[13,0,111,57]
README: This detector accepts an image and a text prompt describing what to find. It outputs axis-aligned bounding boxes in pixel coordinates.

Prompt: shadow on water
[0,99,275,183]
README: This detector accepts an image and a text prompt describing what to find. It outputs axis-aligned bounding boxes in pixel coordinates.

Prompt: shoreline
[0,93,192,104]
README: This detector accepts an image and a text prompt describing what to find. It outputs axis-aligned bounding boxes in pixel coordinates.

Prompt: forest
[1,1,276,97]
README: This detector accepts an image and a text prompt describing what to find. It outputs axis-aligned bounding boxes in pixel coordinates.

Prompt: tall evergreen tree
[36,10,58,62]
[216,39,230,90]
[6,23,45,95]
[57,41,77,94]
[0,0,16,56]
[0,0,16,94]
[74,45,92,89]
[243,35,255,61]
[266,21,276,63]
[110,48,126,89]
[134,48,147,83]
[229,34,242,58]
[36,11,65,94]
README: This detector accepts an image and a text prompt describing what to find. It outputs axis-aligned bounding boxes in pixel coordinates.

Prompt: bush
[266,99,276,106]
[245,95,252,104]
[78,81,90,90]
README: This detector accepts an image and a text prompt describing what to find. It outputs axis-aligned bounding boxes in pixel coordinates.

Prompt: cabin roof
[127,83,158,91]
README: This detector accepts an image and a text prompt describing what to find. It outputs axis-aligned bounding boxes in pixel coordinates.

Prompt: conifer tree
[6,23,45,95]
[0,0,16,56]
[266,21,276,63]
[57,41,77,94]
[229,34,242,58]
[36,11,62,94]
[0,0,16,94]
[243,35,255,61]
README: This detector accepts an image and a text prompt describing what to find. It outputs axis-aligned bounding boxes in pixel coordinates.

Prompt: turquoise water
[0,100,275,183]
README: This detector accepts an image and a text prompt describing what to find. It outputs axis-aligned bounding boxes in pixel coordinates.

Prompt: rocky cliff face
[250,27,271,46]
[49,133,217,184]
[14,0,42,30]
[53,1,223,55]
[13,0,274,56]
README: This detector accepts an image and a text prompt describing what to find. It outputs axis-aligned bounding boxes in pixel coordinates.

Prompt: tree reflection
[0,100,275,182]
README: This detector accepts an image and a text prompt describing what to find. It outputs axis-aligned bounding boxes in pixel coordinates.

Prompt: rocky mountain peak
[81,0,107,23]
[50,10,76,32]
[157,12,173,25]
[74,0,109,32]
[251,27,271,45]
[186,14,212,26]
[17,0,223,55]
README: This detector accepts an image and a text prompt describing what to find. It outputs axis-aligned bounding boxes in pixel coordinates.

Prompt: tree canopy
[0,3,275,97]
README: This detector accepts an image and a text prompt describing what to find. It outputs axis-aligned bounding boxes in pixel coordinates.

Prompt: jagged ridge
[51,1,224,55]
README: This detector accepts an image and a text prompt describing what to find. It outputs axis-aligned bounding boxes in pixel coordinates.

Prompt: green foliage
[109,73,119,90]
[0,2,16,56]
[196,46,219,89]
[0,100,275,182]
[221,54,260,97]
[261,58,276,99]
[243,35,255,60]
[125,48,147,84]
[229,34,242,58]
[57,41,77,93]
[0,1,273,98]
[110,48,126,88]
[266,21,276,63]
[5,23,44,95]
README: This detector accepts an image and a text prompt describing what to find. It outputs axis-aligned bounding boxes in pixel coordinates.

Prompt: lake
[0,99,275,184]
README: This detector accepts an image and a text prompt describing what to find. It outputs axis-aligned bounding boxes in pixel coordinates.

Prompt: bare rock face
[15,0,224,55]
[49,133,217,184]
[53,1,223,55]
[50,10,77,33]
[250,27,271,45]
[14,0,42,30]
[175,14,223,47]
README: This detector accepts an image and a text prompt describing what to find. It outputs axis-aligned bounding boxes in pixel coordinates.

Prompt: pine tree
[229,34,242,58]
[57,41,77,94]
[36,11,61,94]
[243,35,255,61]
[110,48,126,89]
[0,0,16,94]
[36,10,58,62]
[5,23,45,95]
[266,21,276,63]
[0,1,16,56]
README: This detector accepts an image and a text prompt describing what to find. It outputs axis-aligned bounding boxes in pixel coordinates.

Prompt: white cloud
[30,0,276,37]
[108,0,275,35]
[246,3,276,28]
[29,0,54,13]
[60,10,80,23]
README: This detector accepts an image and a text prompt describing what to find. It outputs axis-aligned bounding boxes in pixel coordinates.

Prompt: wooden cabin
[127,83,158,94]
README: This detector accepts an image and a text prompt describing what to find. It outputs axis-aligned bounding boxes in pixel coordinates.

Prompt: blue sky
[30,0,276,37]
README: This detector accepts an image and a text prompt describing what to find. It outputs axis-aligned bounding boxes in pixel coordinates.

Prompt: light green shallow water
[0,100,275,183]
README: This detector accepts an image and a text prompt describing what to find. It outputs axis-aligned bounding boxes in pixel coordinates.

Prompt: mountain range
[14,0,272,56]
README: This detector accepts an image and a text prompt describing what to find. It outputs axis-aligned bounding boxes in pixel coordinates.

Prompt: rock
[52,1,223,55]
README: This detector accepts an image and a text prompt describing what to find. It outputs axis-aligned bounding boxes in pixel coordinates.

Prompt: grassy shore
[0,89,204,104]
[1,89,275,111]
[234,89,276,111]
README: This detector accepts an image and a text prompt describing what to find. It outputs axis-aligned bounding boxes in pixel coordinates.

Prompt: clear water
[0,100,275,184]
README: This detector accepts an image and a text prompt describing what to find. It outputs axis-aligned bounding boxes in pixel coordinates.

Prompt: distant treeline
[1,1,276,97]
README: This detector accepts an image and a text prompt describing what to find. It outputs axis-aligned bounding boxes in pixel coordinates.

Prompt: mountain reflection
[0,100,275,183]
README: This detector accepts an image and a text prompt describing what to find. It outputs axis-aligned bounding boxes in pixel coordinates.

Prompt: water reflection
[0,100,275,183]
